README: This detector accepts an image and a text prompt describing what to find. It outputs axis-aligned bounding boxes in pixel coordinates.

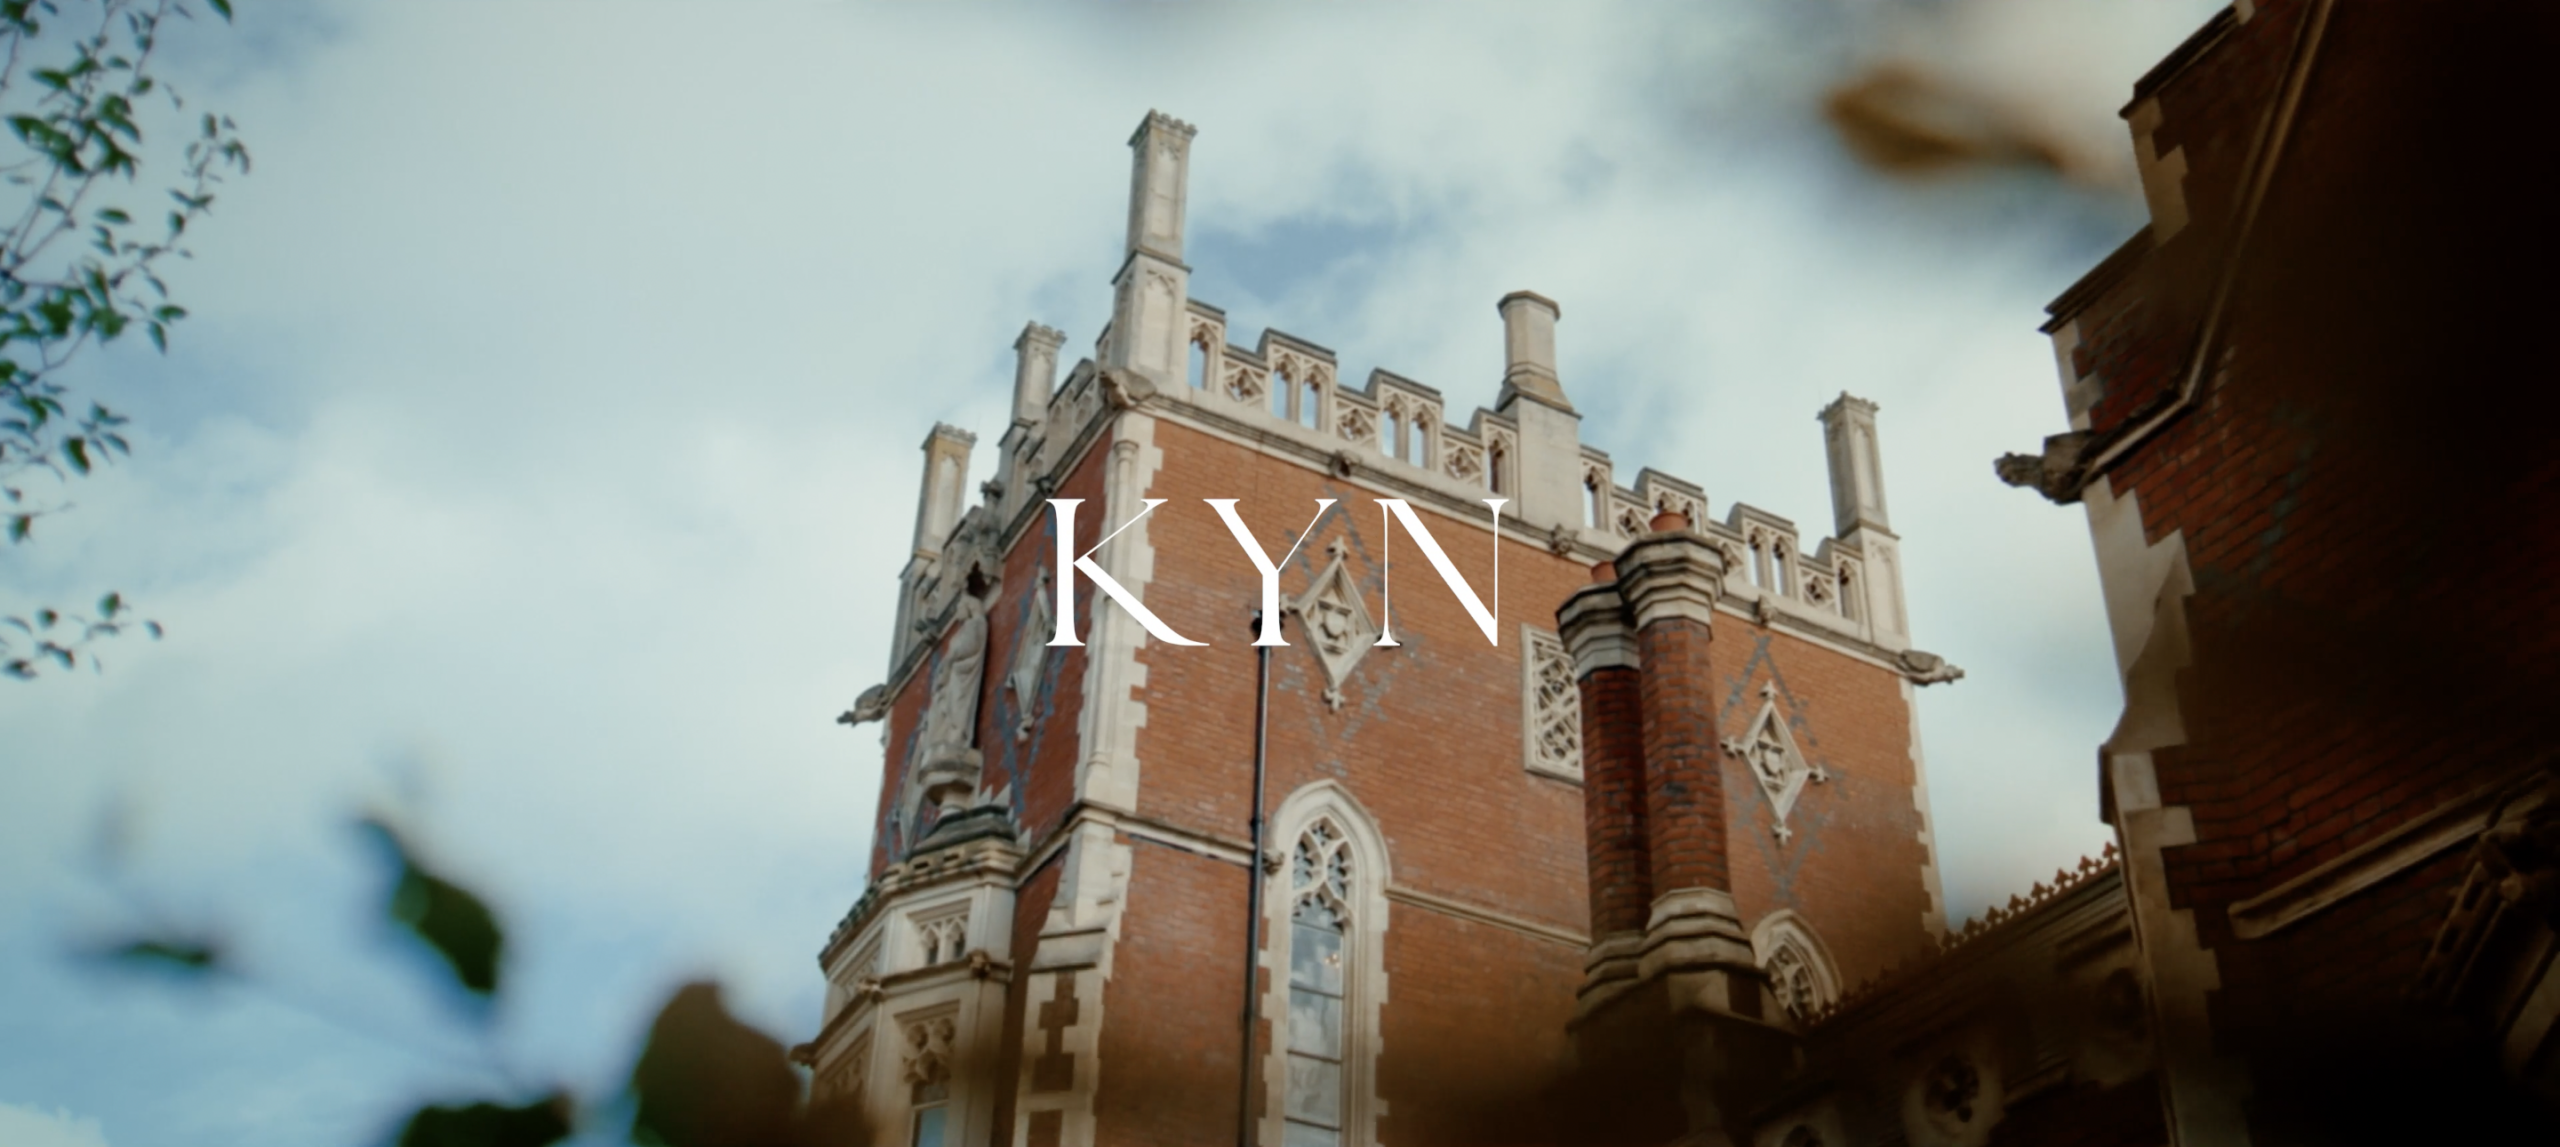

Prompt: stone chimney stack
[1105,111,1196,385]
[1012,322,1067,427]
[1497,291,1571,413]
[1492,290,1586,535]
[1816,393,1910,649]
[911,423,976,561]
[1819,392,1890,536]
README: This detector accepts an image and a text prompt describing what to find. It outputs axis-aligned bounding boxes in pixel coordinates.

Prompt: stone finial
[1496,291,1572,413]
[1012,322,1067,426]
[1818,391,1892,537]
[1125,110,1197,263]
[912,423,976,560]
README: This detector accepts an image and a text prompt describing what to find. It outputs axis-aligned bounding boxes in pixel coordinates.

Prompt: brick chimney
[1557,573,1647,1007]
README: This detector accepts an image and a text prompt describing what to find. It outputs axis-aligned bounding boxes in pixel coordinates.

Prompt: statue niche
[909,593,991,836]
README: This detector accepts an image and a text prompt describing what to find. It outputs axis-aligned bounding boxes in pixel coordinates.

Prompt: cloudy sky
[0,2,2225,1144]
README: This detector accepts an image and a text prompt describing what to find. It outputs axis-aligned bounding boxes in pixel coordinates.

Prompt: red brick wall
[2044,0,2560,1132]
[1377,908,1583,1145]
[1130,419,1592,932]
[1714,622,1937,990]
[1579,663,1651,938]
[1092,837,1250,1147]
[1637,615,1732,896]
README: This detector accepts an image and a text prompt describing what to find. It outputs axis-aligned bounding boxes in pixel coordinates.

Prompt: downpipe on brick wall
[1239,607,1277,1147]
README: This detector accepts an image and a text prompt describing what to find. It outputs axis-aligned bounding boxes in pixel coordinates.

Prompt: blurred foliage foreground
[1,0,251,678]
[101,815,870,1147]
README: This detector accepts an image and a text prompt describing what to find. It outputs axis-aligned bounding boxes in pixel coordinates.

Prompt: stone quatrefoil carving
[1723,681,1828,843]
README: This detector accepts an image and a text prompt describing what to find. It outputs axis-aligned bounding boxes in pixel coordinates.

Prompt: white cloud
[0,1103,110,1147]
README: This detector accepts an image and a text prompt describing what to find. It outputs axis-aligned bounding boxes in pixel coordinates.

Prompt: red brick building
[812,111,1962,1147]
[1989,1,2560,1143]
[809,4,2560,1143]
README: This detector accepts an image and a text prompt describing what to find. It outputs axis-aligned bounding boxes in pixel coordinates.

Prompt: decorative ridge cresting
[1804,842,2120,1025]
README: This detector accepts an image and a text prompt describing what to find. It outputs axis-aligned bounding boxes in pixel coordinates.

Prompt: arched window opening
[1838,567,1859,621]
[1187,337,1210,390]
[1408,415,1431,467]
[1771,542,1792,598]
[1488,445,1508,496]
[1301,381,1323,430]
[1383,409,1403,461]
[1287,819,1353,1147]
[1752,911,1842,1024]
[1270,369,1291,420]
[1584,476,1603,529]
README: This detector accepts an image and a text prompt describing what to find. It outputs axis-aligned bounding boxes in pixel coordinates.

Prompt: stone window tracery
[912,908,968,968]
[1750,911,1842,1024]
[1286,820,1352,1147]
[1521,626,1582,780]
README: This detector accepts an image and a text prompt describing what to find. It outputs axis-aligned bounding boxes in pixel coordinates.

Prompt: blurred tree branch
[0,0,249,677]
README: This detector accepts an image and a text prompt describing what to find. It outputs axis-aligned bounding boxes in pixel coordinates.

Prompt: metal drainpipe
[1238,608,1277,1147]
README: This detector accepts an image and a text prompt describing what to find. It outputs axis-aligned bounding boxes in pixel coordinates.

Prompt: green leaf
[35,608,57,628]
[106,938,220,974]
[98,208,130,224]
[394,1096,571,1147]
[362,819,505,997]
[64,436,89,473]
[209,0,234,21]
[98,592,122,618]
[145,620,163,639]
[8,515,28,542]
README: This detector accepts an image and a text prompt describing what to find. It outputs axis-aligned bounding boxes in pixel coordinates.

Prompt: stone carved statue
[911,594,990,828]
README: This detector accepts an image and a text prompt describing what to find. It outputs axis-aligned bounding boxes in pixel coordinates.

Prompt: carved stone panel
[1722,682,1827,842]
[1290,540,1379,712]
[1521,626,1582,780]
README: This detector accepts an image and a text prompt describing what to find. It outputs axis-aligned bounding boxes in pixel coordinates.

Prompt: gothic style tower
[815,111,1960,1147]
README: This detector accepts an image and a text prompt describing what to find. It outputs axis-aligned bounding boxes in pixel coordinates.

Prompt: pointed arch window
[1286,820,1352,1147]
[1261,788,1387,1147]
[1751,911,1843,1024]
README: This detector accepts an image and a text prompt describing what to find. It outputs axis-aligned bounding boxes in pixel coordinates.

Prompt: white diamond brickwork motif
[1291,540,1380,712]
[1723,682,1827,842]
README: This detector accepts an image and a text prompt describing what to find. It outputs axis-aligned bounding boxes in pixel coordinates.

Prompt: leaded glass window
[1285,820,1352,1147]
